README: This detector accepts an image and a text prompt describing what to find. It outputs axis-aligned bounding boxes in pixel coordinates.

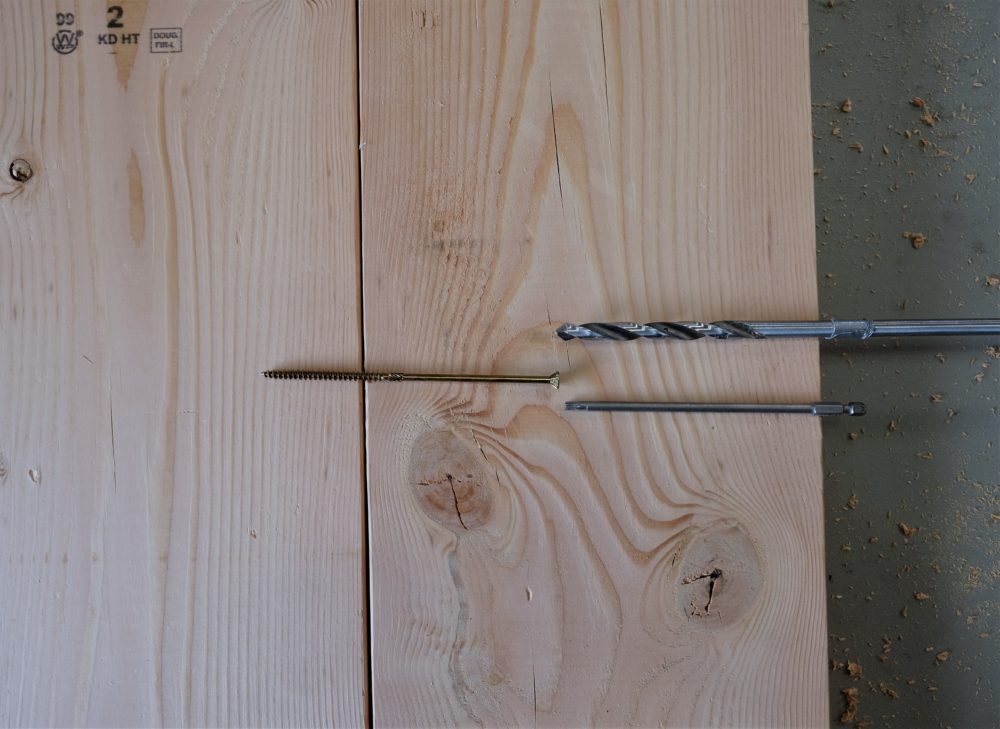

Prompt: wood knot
[641,522,763,638]
[674,524,762,628]
[409,430,494,532]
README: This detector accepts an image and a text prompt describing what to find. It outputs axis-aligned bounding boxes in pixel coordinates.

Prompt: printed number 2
[56,12,75,25]
[107,5,124,28]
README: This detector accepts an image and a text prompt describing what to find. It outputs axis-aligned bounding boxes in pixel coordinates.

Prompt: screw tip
[549,372,560,389]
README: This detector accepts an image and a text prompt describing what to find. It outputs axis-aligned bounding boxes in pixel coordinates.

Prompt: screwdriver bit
[566,400,866,416]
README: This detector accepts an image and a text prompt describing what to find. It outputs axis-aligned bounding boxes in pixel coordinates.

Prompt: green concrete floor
[811,1,999,726]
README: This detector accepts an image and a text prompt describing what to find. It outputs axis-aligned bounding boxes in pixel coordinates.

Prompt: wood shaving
[847,493,858,509]
[920,110,939,127]
[914,591,931,601]
[911,97,926,108]
[930,393,943,403]
[846,661,863,679]
[848,142,864,152]
[899,522,918,537]
[878,683,899,700]
[840,98,853,113]
[985,276,1000,289]
[902,231,926,249]
[965,172,977,184]
[839,687,859,724]
[935,650,950,663]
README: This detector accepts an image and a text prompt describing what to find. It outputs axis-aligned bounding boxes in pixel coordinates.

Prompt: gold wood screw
[261,369,560,389]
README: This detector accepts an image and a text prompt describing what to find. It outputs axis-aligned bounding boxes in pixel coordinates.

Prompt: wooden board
[360,1,826,726]
[0,1,365,725]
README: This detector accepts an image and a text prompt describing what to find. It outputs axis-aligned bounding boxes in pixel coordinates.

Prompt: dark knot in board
[409,430,497,532]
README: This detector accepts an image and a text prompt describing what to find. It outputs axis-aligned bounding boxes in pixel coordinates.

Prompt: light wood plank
[0,1,365,725]
[361,0,825,726]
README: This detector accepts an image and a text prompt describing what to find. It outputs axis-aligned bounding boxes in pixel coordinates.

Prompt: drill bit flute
[556,318,1000,341]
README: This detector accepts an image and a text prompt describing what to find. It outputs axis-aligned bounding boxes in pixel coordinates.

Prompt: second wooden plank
[361,1,825,725]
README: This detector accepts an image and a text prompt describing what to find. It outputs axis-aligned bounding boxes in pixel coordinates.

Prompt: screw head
[9,158,33,183]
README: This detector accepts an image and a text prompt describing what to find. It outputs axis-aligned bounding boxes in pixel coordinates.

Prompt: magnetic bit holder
[565,401,867,417]
[556,318,1000,341]
[261,369,560,388]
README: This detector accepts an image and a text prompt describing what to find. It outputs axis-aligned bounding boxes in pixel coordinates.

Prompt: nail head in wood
[9,158,32,183]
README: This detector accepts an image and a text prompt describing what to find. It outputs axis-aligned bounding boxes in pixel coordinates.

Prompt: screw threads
[260,370,402,382]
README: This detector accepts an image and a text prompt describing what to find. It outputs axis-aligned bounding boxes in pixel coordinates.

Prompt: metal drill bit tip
[556,318,1000,341]
[261,369,560,388]
[565,400,867,416]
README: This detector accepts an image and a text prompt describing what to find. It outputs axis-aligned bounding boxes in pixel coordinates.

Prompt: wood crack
[109,378,118,494]
[445,474,469,530]
[598,2,611,128]
[549,79,564,205]
[683,568,722,614]
[532,665,537,725]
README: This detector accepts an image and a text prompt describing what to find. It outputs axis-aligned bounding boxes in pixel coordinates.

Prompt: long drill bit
[261,369,560,388]
[556,318,1000,341]
[566,400,866,416]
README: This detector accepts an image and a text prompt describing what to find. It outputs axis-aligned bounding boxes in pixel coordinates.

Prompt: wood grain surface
[2,0,825,726]
[361,1,826,726]
[0,1,365,725]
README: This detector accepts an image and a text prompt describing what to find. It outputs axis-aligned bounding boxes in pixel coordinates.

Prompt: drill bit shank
[557,318,1000,341]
